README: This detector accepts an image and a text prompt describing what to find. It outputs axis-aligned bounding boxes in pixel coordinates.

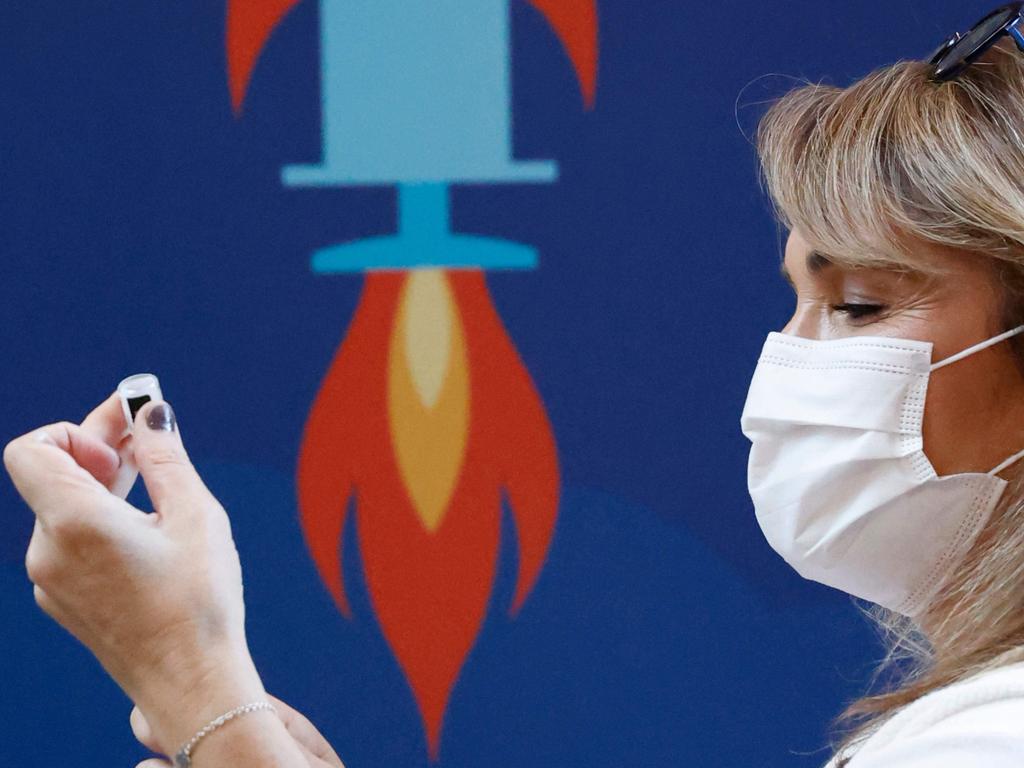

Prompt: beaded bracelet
[173,701,276,768]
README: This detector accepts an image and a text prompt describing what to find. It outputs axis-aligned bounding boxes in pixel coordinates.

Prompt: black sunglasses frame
[929,3,1024,81]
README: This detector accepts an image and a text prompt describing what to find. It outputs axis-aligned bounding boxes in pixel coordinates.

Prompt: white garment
[825,661,1024,767]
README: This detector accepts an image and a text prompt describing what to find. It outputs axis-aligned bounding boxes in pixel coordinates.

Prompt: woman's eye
[831,303,886,320]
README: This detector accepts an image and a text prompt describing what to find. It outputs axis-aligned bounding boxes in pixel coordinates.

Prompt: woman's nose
[781,306,820,339]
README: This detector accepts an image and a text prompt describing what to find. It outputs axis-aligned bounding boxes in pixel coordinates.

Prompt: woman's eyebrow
[779,251,833,287]
[807,250,833,273]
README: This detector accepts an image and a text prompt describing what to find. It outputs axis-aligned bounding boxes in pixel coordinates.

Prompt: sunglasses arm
[1010,17,1024,50]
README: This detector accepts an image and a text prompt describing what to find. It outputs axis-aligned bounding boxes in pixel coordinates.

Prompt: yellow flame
[387,270,470,532]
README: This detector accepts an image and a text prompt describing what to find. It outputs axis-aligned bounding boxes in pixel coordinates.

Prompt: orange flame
[297,270,560,759]
[226,0,599,113]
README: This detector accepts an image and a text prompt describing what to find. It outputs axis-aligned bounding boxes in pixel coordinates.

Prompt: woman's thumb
[132,401,213,517]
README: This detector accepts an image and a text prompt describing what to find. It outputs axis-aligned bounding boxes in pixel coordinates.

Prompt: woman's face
[781,229,1024,477]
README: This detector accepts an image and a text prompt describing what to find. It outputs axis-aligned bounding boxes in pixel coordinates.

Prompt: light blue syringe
[282,0,559,273]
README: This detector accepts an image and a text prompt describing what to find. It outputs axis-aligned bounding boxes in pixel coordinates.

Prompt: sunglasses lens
[934,6,1021,76]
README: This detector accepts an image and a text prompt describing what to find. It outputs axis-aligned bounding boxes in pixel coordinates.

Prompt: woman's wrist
[131,642,268,757]
[173,705,307,767]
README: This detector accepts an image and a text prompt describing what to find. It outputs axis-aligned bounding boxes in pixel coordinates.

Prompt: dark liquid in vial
[127,394,151,422]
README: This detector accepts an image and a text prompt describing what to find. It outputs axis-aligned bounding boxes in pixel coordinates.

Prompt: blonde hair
[755,39,1024,765]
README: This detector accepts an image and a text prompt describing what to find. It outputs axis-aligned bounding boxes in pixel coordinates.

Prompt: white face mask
[740,324,1024,616]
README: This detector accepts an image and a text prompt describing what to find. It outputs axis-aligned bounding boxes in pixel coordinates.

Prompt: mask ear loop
[989,446,1024,478]
[930,324,1024,372]
[931,324,1024,477]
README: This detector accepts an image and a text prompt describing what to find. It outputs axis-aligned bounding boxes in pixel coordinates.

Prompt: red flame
[296,271,560,759]
[226,0,598,113]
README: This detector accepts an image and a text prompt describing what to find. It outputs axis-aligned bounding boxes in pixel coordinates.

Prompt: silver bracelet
[173,700,277,768]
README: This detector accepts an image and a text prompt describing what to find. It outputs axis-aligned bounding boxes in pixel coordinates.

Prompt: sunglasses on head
[929,2,1024,81]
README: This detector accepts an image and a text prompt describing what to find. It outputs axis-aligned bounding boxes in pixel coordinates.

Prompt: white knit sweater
[825,661,1024,767]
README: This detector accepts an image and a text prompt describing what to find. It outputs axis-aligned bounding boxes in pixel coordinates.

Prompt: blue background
[0,1,990,766]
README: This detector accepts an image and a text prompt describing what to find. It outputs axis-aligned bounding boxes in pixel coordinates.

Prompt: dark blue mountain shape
[0,460,879,767]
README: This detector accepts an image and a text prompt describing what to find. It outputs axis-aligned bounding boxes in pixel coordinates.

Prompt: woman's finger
[31,421,120,493]
[134,760,172,768]
[130,401,219,524]
[285,726,346,768]
[31,584,62,621]
[292,733,339,768]
[80,391,130,450]
[52,415,123,489]
[3,422,129,529]
[267,694,346,767]
[80,390,139,497]
[129,706,164,755]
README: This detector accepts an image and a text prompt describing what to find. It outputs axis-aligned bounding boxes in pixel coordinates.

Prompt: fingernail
[146,403,176,432]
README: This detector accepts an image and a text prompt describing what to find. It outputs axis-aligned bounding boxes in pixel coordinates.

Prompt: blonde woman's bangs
[757,39,1024,276]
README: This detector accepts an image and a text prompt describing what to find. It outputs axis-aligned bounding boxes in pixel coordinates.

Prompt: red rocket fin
[226,0,304,114]
[228,1,598,113]
[524,0,599,108]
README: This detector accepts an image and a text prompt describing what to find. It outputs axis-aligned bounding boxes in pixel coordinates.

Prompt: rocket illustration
[226,0,598,760]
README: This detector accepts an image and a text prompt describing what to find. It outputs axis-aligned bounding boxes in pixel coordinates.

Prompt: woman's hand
[130,694,347,768]
[2,392,269,756]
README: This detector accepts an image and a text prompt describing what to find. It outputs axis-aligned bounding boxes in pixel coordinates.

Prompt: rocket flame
[227,0,599,113]
[296,270,560,759]
[388,271,470,532]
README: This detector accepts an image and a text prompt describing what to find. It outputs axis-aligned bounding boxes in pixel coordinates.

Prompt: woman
[742,6,1024,765]
[6,6,1024,768]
